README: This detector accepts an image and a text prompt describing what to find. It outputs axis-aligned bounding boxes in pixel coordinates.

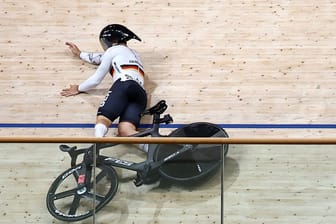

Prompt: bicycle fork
[75,149,96,194]
[75,163,92,195]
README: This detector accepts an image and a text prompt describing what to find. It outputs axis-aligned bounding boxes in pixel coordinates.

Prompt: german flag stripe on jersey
[110,65,145,77]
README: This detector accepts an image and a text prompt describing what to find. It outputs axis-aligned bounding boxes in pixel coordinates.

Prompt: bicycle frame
[61,141,194,187]
[59,104,190,186]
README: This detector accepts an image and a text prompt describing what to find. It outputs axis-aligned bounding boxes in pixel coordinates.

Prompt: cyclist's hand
[65,42,81,58]
[60,84,80,97]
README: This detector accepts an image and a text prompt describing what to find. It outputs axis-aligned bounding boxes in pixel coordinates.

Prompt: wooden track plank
[0,1,336,222]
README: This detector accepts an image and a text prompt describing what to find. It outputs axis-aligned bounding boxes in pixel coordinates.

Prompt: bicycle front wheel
[46,163,118,222]
[154,122,229,184]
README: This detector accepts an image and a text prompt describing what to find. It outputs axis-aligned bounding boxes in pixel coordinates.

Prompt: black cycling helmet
[99,24,141,50]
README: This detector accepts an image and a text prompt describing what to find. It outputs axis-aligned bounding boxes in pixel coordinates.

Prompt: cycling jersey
[78,45,145,92]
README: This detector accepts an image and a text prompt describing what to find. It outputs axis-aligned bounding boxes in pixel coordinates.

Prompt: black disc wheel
[154,122,229,183]
[46,163,118,222]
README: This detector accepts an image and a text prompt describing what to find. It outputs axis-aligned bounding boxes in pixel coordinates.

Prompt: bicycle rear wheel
[46,163,118,222]
[154,122,229,184]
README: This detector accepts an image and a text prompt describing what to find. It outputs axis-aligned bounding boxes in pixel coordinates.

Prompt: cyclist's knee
[118,122,137,137]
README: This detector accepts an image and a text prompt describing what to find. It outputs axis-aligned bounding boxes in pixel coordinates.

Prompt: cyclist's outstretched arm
[65,42,103,65]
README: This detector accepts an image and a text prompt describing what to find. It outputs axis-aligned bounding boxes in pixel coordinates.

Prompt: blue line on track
[1,123,336,129]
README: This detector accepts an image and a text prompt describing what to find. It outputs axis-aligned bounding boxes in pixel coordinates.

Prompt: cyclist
[61,24,148,152]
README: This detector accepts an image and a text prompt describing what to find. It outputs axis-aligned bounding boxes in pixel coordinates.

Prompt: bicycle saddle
[142,100,167,115]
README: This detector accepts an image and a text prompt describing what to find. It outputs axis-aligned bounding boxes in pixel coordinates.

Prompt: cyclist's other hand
[60,84,80,97]
[65,42,81,57]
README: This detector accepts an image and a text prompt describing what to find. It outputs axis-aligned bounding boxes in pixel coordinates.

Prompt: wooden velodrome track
[0,0,336,223]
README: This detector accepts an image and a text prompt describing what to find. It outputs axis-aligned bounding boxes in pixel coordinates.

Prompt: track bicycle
[46,100,229,222]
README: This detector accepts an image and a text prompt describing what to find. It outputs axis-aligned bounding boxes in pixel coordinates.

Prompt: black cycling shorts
[97,79,147,127]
